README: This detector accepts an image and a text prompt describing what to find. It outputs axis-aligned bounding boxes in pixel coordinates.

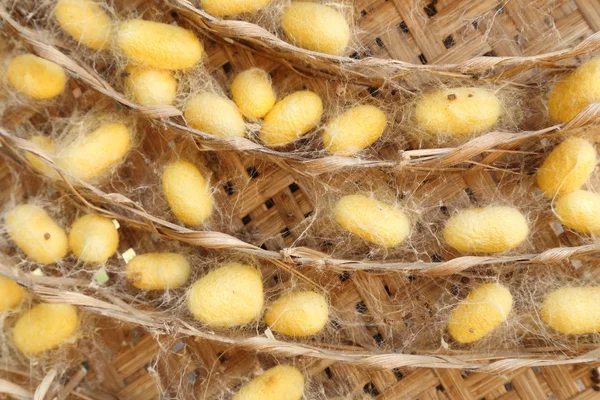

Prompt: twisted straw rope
[0,262,598,371]
[1,129,599,277]
[2,8,600,178]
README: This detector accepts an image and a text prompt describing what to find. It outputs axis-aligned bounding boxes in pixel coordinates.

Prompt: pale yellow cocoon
[443,206,528,253]
[555,190,600,235]
[415,88,502,136]
[334,194,410,248]
[448,283,512,344]
[7,54,67,99]
[25,136,58,179]
[536,137,597,198]
[125,65,177,106]
[541,286,600,334]
[117,20,203,70]
[13,303,78,354]
[126,253,191,290]
[281,2,350,56]
[260,91,323,147]
[57,123,131,182]
[549,58,600,122]
[55,0,112,50]
[201,0,271,16]
[323,105,387,156]
[233,365,305,400]
[184,92,246,138]
[264,291,328,337]
[188,262,263,327]
[68,214,119,263]
[5,204,68,264]
[0,276,24,312]
[162,160,214,225]
[231,68,276,119]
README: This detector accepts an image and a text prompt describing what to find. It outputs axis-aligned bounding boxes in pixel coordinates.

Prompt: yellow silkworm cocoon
[188,262,263,327]
[57,123,132,182]
[55,0,112,50]
[555,190,600,235]
[536,137,596,198]
[117,20,203,70]
[231,68,276,119]
[448,283,512,344]
[5,204,68,264]
[264,291,328,337]
[323,105,387,156]
[125,65,177,106]
[549,58,600,122]
[443,206,528,253]
[25,136,58,179]
[0,276,24,312]
[162,160,214,225]
[184,92,246,138]
[260,91,323,147]
[13,303,78,354]
[415,88,502,136]
[201,0,271,16]
[281,2,350,56]
[7,54,67,99]
[233,365,305,400]
[541,286,600,334]
[126,253,191,290]
[333,194,410,248]
[68,214,119,263]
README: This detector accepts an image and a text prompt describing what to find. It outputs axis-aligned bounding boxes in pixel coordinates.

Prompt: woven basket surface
[1,0,600,399]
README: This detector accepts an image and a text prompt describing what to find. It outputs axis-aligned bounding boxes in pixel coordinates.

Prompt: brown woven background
[1,0,600,399]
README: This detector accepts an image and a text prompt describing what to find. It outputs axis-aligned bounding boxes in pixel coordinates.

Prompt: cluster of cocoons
[5,204,119,264]
[537,136,600,235]
[25,122,132,183]
[0,275,78,354]
[449,283,600,343]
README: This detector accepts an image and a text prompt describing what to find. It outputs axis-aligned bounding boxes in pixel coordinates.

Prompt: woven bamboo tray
[2,0,600,399]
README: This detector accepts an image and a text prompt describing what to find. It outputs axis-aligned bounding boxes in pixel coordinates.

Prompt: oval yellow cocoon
[281,2,350,56]
[5,204,68,264]
[549,58,600,122]
[188,262,264,327]
[0,276,24,312]
[264,291,328,337]
[55,0,112,50]
[448,283,512,344]
[233,365,304,400]
[184,92,246,138]
[323,105,387,156]
[57,123,131,182]
[201,0,271,16]
[126,253,191,290]
[415,88,502,136]
[555,190,600,235]
[125,65,177,106]
[162,160,214,226]
[443,206,528,253]
[7,54,67,99]
[260,91,323,147]
[231,68,276,119]
[541,286,600,334]
[14,303,78,354]
[68,214,119,263]
[536,137,596,198]
[25,136,58,179]
[334,194,409,247]
[117,20,203,70]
